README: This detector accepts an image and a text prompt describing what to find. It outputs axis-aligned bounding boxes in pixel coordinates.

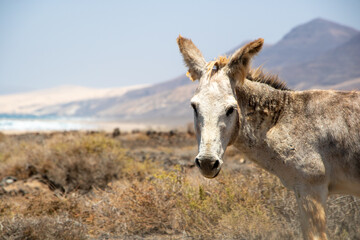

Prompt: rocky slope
[281,33,360,89]
[253,18,359,71]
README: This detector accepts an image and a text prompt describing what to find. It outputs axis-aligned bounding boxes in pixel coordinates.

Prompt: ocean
[0,115,98,132]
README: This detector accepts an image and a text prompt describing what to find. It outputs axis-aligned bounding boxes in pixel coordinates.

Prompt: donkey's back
[280,89,360,196]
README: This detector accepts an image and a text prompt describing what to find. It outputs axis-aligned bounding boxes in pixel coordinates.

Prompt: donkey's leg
[295,186,328,240]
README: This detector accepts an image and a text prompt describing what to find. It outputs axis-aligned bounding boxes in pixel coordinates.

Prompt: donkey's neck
[234,79,290,144]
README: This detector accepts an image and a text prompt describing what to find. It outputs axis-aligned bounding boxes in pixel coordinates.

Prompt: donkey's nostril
[195,158,201,168]
[212,160,220,169]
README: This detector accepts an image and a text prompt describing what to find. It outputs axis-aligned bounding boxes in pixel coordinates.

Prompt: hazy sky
[1,0,359,94]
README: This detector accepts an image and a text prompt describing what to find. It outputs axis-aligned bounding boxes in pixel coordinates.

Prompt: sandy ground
[94,120,172,132]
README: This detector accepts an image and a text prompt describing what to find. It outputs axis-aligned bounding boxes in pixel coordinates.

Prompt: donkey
[177,35,360,240]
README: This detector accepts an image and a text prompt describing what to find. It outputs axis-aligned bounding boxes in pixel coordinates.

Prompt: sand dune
[0,85,147,115]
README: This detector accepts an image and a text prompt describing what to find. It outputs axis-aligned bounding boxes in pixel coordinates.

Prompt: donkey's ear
[177,35,206,81]
[226,38,264,85]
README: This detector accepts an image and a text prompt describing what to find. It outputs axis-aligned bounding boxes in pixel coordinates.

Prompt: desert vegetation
[0,130,359,239]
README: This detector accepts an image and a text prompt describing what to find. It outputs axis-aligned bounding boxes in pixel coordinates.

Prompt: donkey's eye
[212,64,218,72]
[226,107,234,116]
[191,103,198,116]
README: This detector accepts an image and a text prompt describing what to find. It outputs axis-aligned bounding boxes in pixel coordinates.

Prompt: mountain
[253,18,359,70]
[2,18,360,125]
[281,33,360,89]
[33,75,193,121]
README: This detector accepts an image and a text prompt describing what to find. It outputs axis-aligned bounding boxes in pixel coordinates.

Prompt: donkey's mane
[247,68,291,91]
[204,56,291,91]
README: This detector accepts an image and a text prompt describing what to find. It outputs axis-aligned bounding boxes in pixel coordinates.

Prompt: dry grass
[0,131,359,239]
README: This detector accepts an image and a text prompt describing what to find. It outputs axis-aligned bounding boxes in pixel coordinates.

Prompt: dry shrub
[0,132,128,193]
[0,132,359,239]
[113,181,179,235]
[0,132,6,141]
[0,190,90,239]
[121,158,159,181]
[176,170,298,239]
[74,167,297,239]
[79,168,184,238]
[1,163,358,240]
[0,216,87,240]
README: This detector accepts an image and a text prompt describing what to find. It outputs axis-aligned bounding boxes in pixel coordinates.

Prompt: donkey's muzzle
[195,155,222,178]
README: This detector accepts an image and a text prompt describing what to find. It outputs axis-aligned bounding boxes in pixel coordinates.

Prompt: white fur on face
[191,71,238,177]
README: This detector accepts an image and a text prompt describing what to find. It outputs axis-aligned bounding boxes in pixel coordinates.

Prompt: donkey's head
[177,35,263,178]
